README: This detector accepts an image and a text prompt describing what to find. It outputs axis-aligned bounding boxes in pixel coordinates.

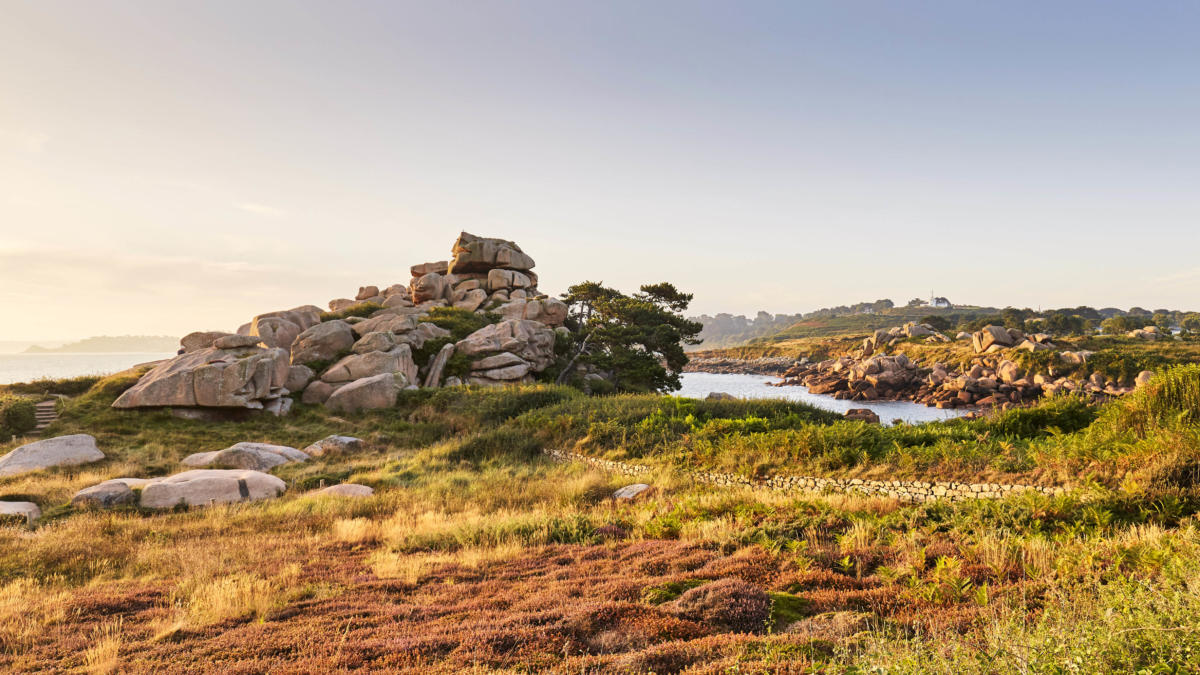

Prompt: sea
[0,353,175,386]
[677,372,963,425]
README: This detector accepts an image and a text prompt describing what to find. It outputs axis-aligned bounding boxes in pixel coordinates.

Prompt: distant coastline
[23,335,179,354]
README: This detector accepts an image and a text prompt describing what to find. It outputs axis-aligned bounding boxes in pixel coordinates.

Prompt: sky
[2,1,1199,341]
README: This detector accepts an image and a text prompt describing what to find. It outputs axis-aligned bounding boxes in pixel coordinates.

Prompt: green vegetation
[557,281,702,392]
[0,396,36,441]
[2,365,1200,670]
[318,301,383,322]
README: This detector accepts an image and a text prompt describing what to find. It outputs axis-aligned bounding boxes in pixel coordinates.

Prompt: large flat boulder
[325,373,403,412]
[139,469,286,509]
[352,312,419,337]
[113,346,289,409]
[495,298,568,326]
[182,442,309,472]
[447,232,535,274]
[320,345,418,385]
[0,434,104,477]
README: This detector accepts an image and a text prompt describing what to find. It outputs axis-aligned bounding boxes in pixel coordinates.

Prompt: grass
[0,367,1199,670]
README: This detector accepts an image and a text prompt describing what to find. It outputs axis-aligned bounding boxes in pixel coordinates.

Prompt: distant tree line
[691,299,895,349]
[953,306,1200,337]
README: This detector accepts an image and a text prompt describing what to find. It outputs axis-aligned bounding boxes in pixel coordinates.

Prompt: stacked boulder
[454,319,557,385]
[112,233,571,416]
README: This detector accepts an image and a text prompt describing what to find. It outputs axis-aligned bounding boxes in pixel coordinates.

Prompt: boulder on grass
[0,501,40,524]
[302,435,363,458]
[316,483,374,498]
[0,434,104,477]
[613,484,655,501]
[72,480,139,509]
[139,470,286,509]
[181,442,309,472]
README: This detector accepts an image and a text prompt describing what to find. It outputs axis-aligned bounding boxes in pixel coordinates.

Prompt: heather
[1,369,1200,671]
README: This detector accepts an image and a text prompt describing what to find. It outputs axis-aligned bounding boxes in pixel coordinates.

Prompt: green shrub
[446,428,544,464]
[1098,364,1200,438]
[420,307,500,341]
[320,302,383,322]
[0,396,37,439]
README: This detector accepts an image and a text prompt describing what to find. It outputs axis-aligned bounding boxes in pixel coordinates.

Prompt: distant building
[929,295,952,309]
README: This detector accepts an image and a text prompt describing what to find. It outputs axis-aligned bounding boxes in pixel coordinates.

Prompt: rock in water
[0,434,104,477]
[139,469,286,509]
[844,409,881,424]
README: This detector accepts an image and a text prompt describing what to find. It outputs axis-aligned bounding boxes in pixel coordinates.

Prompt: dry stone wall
[543,448,1064,503]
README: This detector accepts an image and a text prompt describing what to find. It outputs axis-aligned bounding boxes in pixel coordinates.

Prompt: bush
[665,578,771,633]
[0,396,37,440]
[320,302,383,322]
[1098,364,1200,438]
[420,306,500,341]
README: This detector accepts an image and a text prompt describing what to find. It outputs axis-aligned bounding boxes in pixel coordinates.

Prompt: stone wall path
[543,449,1065,503]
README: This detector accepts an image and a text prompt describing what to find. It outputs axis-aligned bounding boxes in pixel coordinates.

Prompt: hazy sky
[2,1,1198,340]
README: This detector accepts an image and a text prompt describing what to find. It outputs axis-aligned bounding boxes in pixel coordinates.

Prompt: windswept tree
[555,281,702,393]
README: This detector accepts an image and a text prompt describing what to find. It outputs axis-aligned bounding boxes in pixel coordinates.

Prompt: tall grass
[1100,364,1200,438]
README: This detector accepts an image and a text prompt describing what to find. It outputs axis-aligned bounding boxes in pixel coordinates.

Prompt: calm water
[0,353,174,385]
[677,372,964,425]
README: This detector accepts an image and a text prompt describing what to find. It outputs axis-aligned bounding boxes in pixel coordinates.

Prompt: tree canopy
[556,281,702,393]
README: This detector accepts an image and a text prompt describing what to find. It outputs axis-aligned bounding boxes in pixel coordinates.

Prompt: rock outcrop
[113,345,290,411]
[0,434,105,477]
[456,319,556,385]
[115,232,570,415]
